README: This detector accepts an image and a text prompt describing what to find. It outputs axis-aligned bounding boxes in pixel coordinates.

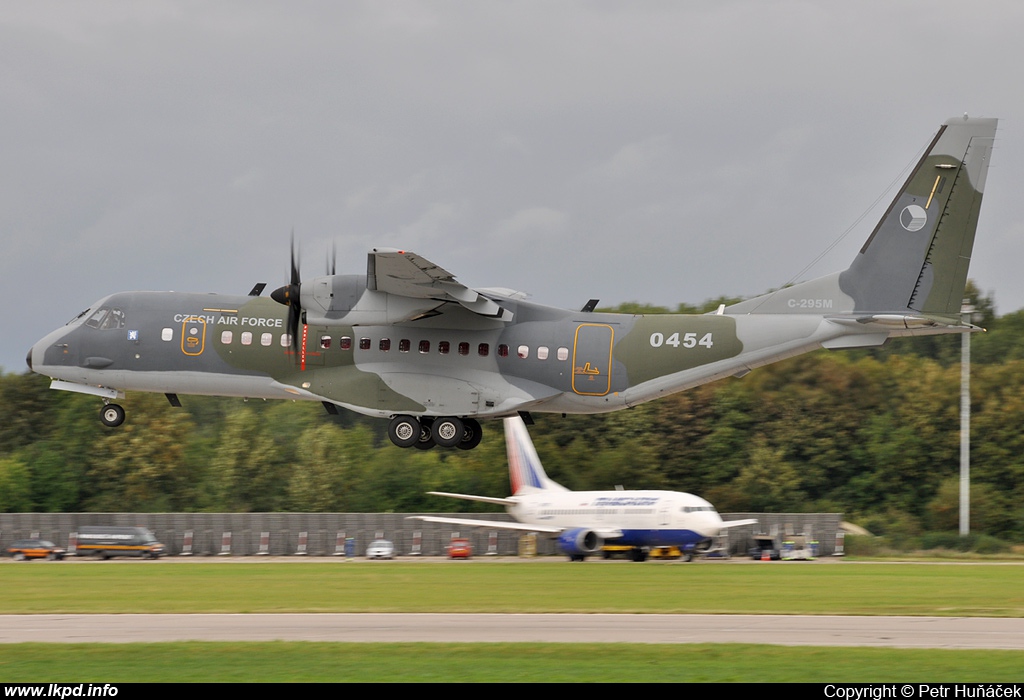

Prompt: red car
[446,538,472,559]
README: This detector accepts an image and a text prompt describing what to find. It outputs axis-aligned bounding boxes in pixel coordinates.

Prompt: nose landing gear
[99,403,126,428]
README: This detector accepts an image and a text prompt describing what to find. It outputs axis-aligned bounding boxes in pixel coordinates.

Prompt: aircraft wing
[407,515,625,540]
[426,491,517,506]
[719,518,758,529]
[407,515,563,534]
[368,249,513,321]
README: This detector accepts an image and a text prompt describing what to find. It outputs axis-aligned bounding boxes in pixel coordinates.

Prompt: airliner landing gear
[99,403,125,428]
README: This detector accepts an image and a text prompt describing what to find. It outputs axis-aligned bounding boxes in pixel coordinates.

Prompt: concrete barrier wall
[0,512,843,557]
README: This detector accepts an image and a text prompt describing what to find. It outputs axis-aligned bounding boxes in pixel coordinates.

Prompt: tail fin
[727,117,997,319]
[840,116,997,318]
[504,417,568,495]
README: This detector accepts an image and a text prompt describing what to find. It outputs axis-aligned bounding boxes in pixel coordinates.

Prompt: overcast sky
[4,1,1023,373]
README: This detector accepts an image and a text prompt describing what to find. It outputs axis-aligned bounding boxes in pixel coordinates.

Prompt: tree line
[2,284,1021,541]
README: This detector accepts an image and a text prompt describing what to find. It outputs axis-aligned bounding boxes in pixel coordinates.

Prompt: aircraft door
[180,316,207,356]
[571,323,614,396]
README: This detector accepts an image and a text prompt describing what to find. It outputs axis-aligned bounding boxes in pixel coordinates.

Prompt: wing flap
[368,249,513,321]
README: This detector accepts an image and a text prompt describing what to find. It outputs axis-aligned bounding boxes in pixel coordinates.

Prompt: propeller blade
[270,233,303,357]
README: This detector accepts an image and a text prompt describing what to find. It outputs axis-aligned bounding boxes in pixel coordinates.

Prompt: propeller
[270,234,303,353]
[326,241,336,276]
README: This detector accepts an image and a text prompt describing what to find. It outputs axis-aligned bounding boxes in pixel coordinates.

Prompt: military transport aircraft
[27,116,997,450]
[409,415,758,561]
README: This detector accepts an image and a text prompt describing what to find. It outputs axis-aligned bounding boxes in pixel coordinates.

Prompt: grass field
[2,642,1024,683]
[2,559,1022,616]
[3,559,1023,682]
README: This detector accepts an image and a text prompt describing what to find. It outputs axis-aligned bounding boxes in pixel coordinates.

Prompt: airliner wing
[407,515,562,534]
[719,518,758,529]
[426,491,517,507]
[368,249,513,321]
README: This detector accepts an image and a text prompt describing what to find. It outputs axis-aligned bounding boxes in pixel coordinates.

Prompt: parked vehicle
[446,538,472,559]
[7,539,65,561]
[365,539,395,560]
[76,526,166,559]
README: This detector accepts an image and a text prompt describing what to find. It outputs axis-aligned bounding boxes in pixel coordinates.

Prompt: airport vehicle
[27,117,997,449]
[6,539,65,561]
[75,526,166,559]
[446,538,473,559]
[366,539,395,560]
[409,416,757,561]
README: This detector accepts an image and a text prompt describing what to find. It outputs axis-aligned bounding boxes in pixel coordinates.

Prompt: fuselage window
[557,347,569,361]
[419,340,430,354]
[161,328,173,342]
[380,338,391,352]
[221,330,233,344]
[517,345,529,359]
[478,343,489,357]
[320,335,331,350]
[498,344,509,358]
[438,341,450,355]
[241,332,253,346]
[261,332,273,346]
[399,339,410,353]
[340,336,352,350]
[281,334,292,348]
[359,338,371,350]
[458,342,470,356]
[537,346,549,360]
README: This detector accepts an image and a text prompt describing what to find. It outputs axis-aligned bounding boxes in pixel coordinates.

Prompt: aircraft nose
[26,347,33,371]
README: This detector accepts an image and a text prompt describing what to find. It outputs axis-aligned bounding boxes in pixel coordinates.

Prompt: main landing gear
[388,415,483,450]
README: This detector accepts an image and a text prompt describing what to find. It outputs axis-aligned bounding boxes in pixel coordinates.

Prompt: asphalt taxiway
[3,614,1023,649]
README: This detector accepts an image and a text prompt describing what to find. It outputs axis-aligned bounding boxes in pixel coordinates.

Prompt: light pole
[960,300,974,537]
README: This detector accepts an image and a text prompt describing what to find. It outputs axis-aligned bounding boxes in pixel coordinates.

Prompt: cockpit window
[85,307,126,330]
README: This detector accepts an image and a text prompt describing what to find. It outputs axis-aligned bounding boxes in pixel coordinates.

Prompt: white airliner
[410,416,757,561]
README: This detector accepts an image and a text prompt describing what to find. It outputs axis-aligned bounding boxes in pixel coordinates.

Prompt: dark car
[7,539,66,561]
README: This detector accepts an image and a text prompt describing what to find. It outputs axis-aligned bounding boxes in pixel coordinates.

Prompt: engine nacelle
[556,528,604,556]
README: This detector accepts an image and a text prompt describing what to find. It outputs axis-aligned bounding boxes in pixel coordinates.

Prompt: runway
[3,614,1023,649]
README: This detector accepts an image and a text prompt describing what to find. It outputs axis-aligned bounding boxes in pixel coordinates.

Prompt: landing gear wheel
[456,418,483,450]
[388,415,421,448]
[414,419,435,449]
[100,403,125,428]
[630,548,648,562]
[431,416,464,448]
